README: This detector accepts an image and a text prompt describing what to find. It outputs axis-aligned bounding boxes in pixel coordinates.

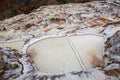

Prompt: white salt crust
[0,0,120,79]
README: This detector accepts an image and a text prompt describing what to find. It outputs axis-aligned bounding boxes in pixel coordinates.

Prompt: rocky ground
[0,0,120,80]
[0,0,92,20]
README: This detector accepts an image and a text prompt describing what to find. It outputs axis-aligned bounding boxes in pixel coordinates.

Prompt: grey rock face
[104,31,120,78]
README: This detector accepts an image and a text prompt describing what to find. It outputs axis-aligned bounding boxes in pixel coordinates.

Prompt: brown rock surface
[0,0,92,20]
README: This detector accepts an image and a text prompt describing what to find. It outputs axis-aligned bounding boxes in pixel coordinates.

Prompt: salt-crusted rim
[22,33,106,54]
